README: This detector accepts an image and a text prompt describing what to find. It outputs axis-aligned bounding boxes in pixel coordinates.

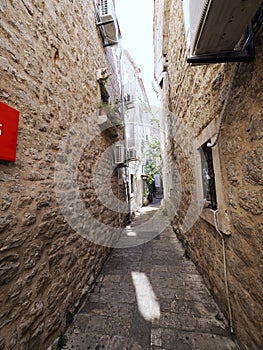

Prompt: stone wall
[157,1,263,349]
[0,1,126,349]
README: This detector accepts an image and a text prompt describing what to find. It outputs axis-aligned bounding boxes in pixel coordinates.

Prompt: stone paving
[63,199,239,350]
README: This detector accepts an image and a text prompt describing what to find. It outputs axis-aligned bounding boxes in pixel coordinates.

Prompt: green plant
[98,103,122,127]
[152,81,160,100]
[107,105,122,127]
[144,140,161,173]
[66,310,74,324]
[162,208,168,216]
[99,82,109,103]
[184,251,190,259]
[215,313,224,321]
[144,185,149,197]
[57,334,67,349]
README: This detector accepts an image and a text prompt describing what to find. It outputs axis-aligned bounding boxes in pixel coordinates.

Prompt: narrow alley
[63,200,239,350]
[1,1,262,349]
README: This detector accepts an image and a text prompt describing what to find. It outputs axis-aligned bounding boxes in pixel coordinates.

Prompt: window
[200,141,217,210]
[130,174,134,194]
[196,119,231,234]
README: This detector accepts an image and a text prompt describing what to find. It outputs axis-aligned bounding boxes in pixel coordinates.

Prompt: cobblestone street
[64,200,239,350]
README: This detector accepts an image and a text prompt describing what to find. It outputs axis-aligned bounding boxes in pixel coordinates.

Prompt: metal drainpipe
[119,45,132,223]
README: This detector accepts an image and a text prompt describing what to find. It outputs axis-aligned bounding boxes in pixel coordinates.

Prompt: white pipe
[119,46,132,223]
[214,209,234,333]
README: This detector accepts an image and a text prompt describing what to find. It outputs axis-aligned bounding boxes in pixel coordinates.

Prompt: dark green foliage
[66,310,74,324]
[57,334,67,349]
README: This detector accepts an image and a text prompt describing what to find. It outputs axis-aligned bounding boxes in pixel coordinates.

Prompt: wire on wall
[214,210,234,334]
[208,62,240,148]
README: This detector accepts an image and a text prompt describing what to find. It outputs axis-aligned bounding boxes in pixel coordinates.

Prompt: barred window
[200,141,217,210]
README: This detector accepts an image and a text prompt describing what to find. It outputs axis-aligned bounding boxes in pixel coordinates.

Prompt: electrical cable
[117,167,120,225]
[207,62,240,148]
[214,209,234,334]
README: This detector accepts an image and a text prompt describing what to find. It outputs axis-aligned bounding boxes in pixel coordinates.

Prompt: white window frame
[196,119,231,235]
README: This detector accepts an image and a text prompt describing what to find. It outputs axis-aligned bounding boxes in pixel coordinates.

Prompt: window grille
[200,141,217,210]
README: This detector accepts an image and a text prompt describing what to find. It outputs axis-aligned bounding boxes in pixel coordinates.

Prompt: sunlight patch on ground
[139,206,159,213]
[125,228,137,237]
[131,272,160,321]
[125,226,137,236]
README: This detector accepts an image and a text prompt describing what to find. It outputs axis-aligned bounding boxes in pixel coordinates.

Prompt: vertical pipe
[214,210,234,333]
[119,46,132,223]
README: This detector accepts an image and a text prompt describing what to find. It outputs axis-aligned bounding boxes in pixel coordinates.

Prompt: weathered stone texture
[159,1,263,349]
[0,1,126,349]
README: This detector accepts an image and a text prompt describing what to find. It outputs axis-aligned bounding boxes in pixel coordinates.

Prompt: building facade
[122,50,160,213]
[154,1,263,349]
[0,0,126,348]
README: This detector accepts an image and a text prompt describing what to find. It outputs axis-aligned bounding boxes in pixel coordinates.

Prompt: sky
[115,0,159,106]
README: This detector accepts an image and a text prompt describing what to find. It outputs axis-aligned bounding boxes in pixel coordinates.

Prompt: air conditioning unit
[114,143,125,164]
[128,148,136,160]
[99,0,118,42]
[187,0,262,55]
[97,67,109,81]
[124,93,135,110]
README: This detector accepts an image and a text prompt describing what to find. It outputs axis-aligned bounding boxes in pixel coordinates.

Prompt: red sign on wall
[0,102,20,162]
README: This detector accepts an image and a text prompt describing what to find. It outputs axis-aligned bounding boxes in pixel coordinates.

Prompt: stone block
[249,110,263,141]
[22,212,37,226]
[6,278,23,302]
[238,188,263,215]
[226,162,239,186]
[231,212,254,240]
[242,148,263,185]
[0,253,20,285]
[0,213,16,233]
[0,192,12,211]
[23,243,43,269]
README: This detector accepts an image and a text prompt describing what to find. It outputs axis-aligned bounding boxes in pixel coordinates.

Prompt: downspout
[119,46,132,223]
[214,210,234,334]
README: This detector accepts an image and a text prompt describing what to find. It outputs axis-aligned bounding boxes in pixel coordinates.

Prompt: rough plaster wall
[0,1,126,349]
[162,1,263,349]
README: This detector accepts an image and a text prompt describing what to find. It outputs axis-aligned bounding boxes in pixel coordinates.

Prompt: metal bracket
[96,19,114,27]
[187,45,254,65]
[103,41,118,47]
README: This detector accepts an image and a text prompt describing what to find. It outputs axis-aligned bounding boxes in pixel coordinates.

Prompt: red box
[0,102,20,162]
